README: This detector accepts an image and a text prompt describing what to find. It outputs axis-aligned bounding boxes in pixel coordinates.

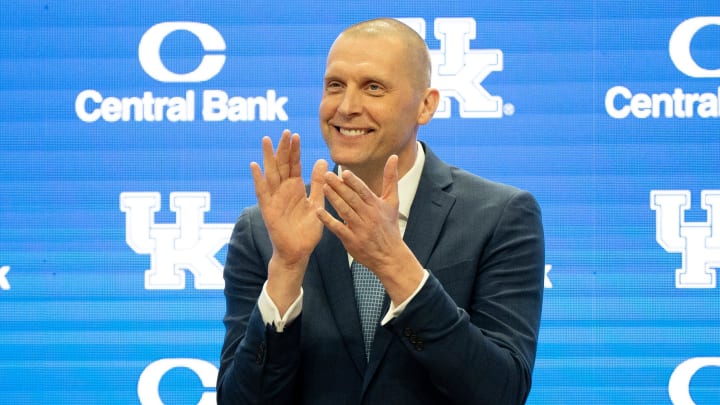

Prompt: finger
[250,161,269,207]
[323,171,370,220]
[381,155,400,208]
[261,136,280,189]
[289,133,302,178]
[275,129,292,180]
[340,170,376,204]
[308,159,328,206]
[322,180,360,224]
[316,206,354,242]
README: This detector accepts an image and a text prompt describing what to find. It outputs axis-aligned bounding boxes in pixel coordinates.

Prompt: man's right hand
[250,130,327,315]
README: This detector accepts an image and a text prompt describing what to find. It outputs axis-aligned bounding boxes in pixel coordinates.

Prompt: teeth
[339,128,367,137]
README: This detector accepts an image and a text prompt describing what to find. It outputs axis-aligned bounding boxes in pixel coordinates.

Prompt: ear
[417,88,440,125]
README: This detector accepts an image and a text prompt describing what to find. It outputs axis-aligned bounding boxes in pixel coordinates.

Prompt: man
[217,18,544,404]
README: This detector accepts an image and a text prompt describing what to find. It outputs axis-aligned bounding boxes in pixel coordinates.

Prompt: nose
[336,87,362,116]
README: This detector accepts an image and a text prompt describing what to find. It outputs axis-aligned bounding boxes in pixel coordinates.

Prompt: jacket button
[403,327,413,337]
[414,341,424,351]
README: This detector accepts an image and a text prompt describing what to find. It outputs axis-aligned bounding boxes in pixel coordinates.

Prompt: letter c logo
[138,22,226,82]
[137,358,218,404]
[668,357,720,404]
[669,17,720,78]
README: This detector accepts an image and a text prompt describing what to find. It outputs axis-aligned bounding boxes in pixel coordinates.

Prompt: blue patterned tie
[351,260,385,360]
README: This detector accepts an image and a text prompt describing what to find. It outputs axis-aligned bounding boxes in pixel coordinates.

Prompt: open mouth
[337,127,372,137]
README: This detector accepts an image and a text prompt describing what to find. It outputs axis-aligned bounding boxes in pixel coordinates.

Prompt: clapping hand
[250,129,328,313]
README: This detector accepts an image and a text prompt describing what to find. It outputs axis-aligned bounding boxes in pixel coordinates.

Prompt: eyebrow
[323,69,391,87]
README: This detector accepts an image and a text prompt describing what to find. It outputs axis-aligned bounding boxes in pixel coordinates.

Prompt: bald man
[218,18,545,404]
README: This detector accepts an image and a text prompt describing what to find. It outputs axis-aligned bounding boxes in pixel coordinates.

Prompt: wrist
[266,255,307,316]
[376,247,425,304]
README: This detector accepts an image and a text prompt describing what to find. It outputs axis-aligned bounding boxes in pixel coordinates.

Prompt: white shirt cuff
[257,281,303,333]
[380,269,430,326]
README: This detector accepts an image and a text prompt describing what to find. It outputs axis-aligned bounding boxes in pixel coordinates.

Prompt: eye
[365,82,385,95]
[325,81,343,91]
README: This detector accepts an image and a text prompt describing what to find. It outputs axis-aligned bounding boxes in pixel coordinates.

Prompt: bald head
[335,18,432,89]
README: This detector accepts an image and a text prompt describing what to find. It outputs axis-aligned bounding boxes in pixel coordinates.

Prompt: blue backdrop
[2,1,720,403]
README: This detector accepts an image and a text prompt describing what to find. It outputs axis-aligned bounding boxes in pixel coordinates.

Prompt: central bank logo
[669,17,720,78]
[651,190,720,288]
[669,357,720,404]
[606,16,720,119]
[76,22,288,123]
[399,18,509,118]
[138,358,217,404]
[120,192,233,290]
[138,22,226,83]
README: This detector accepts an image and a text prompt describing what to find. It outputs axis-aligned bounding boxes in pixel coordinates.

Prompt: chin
[328,149,362,167]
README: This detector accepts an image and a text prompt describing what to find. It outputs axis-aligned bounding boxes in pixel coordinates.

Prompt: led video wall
[2,1,720,403]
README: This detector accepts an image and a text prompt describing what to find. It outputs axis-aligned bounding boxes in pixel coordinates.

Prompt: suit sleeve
[216,208,302,404]
[385,189,545,404]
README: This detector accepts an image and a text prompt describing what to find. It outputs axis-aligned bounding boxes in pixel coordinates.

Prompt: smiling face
[319,20,438,185]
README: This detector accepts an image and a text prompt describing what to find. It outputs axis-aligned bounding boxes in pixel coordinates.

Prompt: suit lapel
[365,144,456,382]
[403,147,455,267]
[313,201,368,376]
[402,146,456,268]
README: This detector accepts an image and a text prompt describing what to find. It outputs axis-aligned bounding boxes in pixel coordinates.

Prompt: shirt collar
[398,141,425,221]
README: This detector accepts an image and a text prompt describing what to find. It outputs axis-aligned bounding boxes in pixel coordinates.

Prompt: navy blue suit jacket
[217,143,545,404]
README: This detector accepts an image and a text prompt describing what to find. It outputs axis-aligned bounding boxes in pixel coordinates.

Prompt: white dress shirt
[258,142,430,332]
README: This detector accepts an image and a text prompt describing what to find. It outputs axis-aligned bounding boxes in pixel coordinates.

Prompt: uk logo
[398,17,507,118]
[544,264,553,288]
[0,265,9,290]
[120,192,233,290]
[651,190,720,288]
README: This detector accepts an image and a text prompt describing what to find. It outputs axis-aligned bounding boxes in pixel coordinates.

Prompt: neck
[344,164,385,196]
[342,144,418,196]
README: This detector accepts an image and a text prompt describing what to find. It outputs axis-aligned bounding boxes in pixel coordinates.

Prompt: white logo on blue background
[75,22,288,123]
[120,192,233,290]
[138,358,217,404]
[669,357,720,404]
[669,17,720,78]
[607,16,720,119]
[138,22,226,83]
[651,190,720,288]
[399,18,507,118]
[0,266,9,290]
